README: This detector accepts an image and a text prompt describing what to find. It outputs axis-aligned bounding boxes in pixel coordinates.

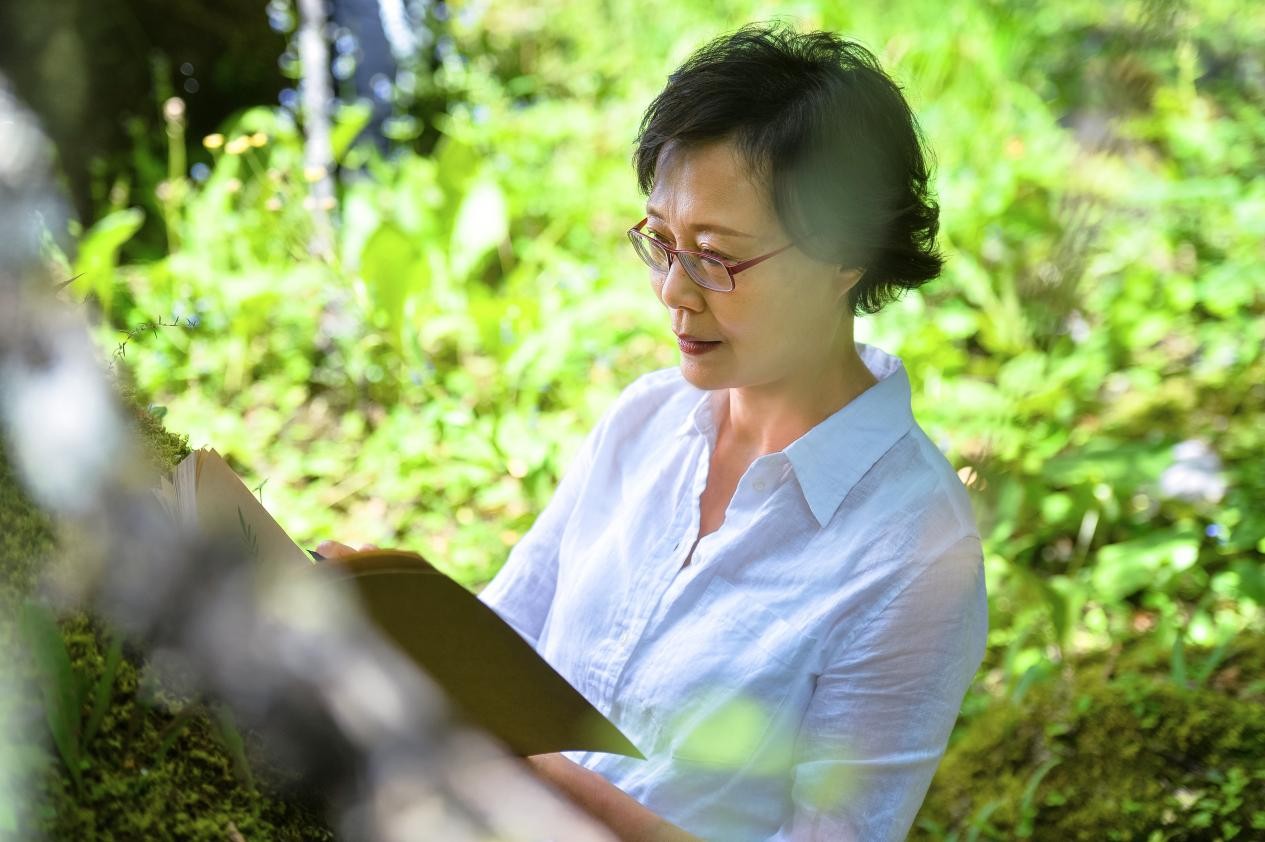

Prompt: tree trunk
[297,0,335,259]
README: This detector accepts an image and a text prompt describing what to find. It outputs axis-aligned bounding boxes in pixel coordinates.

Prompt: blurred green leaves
[1092,528,1201,604]
[359,222,429,349]
[72,208,145,318]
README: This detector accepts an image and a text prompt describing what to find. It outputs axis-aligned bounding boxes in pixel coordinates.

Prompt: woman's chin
[679,356,727,386]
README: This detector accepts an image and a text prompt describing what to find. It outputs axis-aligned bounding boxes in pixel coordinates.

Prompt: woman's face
[644,138,861,393]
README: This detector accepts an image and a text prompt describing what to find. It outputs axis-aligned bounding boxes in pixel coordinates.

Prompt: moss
[0,442,59,603]
[2,386,334,840]
[20,613,333,841]
[913,632,1265,841]
[119,380,193,478]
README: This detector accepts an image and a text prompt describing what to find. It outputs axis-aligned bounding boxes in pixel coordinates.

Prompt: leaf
[154,706,200,766]
[212,704,256,791]
[433,134,481,213]
[1042,439,1174,493]
[664,692,776,771]
[331,101,373,163]
[1017,758,1063,837]
[1230,560,1265,604]
[1191,629,1238,689]
[82,632,123,753]
[964,798,1006,842]
[449,176,508,283]
[1090,528,1201,603]
[946,251,1029,353]
[19,600,83,789]
[1171,630,1188,686]
[467,284,511,355]
[71,207,144,319]
[493,407,551,477]
[359,223,429,348]
[1043,575,1087,655]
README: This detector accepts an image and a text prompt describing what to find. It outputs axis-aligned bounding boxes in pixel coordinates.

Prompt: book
[152,447,643,760]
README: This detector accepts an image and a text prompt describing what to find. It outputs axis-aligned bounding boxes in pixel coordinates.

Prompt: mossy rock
[913,632,1265,841]
[1,383,334,840]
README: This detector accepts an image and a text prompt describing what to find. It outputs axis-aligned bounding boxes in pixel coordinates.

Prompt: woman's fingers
[314,541,381,560]
[315,540,357,559]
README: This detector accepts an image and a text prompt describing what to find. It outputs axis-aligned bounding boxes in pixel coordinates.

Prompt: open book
[153,447,643,759]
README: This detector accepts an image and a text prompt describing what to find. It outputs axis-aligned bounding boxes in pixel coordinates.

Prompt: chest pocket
[638,575,818,770]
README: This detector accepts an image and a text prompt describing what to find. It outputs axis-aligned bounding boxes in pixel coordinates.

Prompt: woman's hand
[523,753,701,842]
[314,540,380,559]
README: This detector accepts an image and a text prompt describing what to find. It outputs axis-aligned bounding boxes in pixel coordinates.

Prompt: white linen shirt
[477,341,989,841]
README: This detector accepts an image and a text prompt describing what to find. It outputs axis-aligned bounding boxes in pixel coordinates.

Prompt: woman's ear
[835,266,866,308]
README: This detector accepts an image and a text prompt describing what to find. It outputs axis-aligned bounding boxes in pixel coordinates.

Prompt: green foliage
[70,207,145,319]
[95,95,658,583]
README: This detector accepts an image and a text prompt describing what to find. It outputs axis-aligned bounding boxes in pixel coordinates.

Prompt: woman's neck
[719,348,879,457]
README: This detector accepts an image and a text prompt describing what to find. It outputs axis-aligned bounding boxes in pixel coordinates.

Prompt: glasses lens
[679,252,735,292]
[629,232,671,273]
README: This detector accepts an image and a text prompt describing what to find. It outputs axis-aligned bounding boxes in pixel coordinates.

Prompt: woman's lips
[678,337,721,355]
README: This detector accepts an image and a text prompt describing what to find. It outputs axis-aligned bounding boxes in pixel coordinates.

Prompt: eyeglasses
[626,217,794,292]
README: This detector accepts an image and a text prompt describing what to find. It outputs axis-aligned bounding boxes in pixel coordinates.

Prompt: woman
[325,22,987,842]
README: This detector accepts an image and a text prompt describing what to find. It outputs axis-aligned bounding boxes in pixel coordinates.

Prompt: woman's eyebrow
[644,205,753,239]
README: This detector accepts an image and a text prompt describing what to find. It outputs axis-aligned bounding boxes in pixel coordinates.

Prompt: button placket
[607,498,699,705]
[608,436,713,704]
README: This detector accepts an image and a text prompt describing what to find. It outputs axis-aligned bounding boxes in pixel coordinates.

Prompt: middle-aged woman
[323,21,988,842]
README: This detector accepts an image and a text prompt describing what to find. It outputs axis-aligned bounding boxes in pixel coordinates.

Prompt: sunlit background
[2,0,1263,837]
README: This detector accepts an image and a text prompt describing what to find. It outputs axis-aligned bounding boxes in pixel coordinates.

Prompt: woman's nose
[657,254,704,310]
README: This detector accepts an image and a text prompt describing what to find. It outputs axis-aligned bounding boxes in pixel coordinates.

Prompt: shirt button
[754,480,767,492]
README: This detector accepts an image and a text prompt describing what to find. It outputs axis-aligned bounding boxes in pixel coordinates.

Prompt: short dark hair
[633,22,944,316]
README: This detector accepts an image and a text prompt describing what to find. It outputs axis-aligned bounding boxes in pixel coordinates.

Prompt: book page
[187,448,311,569]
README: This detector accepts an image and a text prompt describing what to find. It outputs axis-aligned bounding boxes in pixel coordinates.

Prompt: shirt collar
[674,342,916,528]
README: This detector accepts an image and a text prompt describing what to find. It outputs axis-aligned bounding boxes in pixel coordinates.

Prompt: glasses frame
[627,217,794,292]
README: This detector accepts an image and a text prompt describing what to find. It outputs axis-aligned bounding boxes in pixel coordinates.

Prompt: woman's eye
[647,228,727,259]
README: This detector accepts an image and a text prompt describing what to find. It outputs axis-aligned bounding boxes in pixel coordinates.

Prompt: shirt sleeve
[475,385,633,649]
[765,534,989,842]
